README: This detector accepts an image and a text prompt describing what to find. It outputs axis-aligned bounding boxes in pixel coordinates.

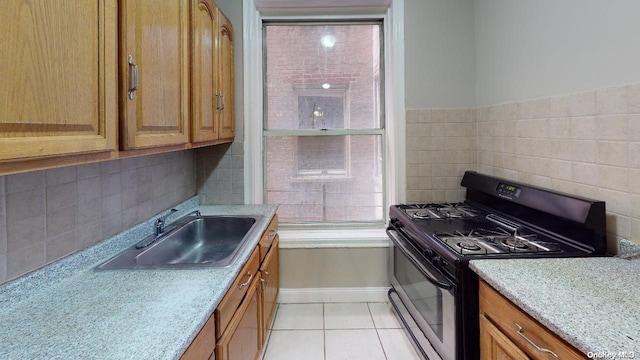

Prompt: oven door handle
[388,229,455,291]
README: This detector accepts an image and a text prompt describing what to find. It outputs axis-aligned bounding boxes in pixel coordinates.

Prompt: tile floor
[261,302,422,360]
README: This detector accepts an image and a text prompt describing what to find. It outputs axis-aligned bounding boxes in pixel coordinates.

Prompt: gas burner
[402,203,481,220]
[436,231,497,254]
[439,208,467,218]
[456,239,482,251]
[413,210,435,219]
[434,204,481,218]
[501,237,530,250]
[476,227,539,251]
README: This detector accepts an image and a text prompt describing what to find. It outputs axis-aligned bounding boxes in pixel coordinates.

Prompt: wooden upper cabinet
[190,1,235,144]
[120,0,190,150]
[0,0,117,161]
[190,0,220,143]
[217,11,235,141]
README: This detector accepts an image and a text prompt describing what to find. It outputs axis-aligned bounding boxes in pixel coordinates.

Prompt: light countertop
[0,199,277,360]
[470,240,640,355]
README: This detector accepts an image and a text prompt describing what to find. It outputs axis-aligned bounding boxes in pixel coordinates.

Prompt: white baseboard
[277,287,390,303]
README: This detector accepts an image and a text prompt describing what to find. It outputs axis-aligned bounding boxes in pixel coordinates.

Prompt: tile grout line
[369,302,390,360]
[323,303,327,360]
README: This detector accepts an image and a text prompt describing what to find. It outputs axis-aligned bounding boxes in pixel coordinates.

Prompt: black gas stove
[387,171,607,360]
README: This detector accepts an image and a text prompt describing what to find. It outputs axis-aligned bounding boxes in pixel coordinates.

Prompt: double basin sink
[96,213,263,270]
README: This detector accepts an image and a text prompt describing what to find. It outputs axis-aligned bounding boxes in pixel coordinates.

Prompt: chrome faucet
[155,209,177,237]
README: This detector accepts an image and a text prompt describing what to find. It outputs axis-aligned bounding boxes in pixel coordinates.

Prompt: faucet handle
[155,208,177,236]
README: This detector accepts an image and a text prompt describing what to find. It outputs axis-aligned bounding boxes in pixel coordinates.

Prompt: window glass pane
[265,135,384,223]
[265,24,381,130]
[298,95,344,130]
[298,136,346,172]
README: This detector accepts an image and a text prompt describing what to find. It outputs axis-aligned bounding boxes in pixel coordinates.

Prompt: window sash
[243,0,406,239]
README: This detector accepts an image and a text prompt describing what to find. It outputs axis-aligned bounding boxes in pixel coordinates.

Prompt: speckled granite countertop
[0,198,277,360]
[470,240,640,355]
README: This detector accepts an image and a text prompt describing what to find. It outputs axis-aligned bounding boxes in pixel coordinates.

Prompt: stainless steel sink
[96,215,263,270]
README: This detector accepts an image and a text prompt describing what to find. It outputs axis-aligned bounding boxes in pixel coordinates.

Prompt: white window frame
[243,0,405,248]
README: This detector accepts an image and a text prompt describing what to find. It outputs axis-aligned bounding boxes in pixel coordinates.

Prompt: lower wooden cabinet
[213,215,279,360]
[480,314,529,360]
[479,280,585,360]
[216,274,261,360]
[181,313,217,360]
[181,215,279,360]
[260,236,279,341]
[215,248,260,339]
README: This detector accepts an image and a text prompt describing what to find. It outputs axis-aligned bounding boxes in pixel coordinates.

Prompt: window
[297,86,348,176]
[263,22,384,224]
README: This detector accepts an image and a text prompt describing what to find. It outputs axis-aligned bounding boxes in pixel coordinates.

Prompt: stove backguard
[461,171,607,255]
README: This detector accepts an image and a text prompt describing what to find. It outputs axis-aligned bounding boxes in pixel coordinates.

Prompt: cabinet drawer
[181,312,216,360]
[215,247,259,339]
[479,281,585,360]
[216,273,261,360]
[480,314,529,360]
[258,214,278,263]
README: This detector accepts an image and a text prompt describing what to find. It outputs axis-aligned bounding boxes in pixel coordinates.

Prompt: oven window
[394,246,444,340]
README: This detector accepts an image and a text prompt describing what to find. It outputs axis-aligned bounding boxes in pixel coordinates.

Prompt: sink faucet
[155,209,177,237]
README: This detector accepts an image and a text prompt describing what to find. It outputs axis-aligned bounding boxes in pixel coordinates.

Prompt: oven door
[388,228,457,360]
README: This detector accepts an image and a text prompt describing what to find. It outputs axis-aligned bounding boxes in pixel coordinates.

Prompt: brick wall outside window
[264,24,383,223]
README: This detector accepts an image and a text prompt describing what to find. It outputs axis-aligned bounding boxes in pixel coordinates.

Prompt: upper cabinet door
[190,0,220,143]
[120,0,189,150]
[217,10,235,141]
[0,0,117,160]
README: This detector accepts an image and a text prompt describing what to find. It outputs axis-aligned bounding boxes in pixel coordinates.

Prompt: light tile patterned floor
[261,302,422,360]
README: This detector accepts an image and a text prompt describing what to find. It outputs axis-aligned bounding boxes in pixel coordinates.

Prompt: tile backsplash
[196,141,244,205]
[408,82,640,250]
[0,150,196,284]
[405,108,477,203]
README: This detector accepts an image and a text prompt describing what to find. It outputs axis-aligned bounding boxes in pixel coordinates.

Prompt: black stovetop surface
[389,202,594,266]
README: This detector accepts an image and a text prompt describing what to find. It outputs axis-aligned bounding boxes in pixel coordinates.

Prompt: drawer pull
[268,230,276,240]
[516,323,559,359]
[239,272,253,289]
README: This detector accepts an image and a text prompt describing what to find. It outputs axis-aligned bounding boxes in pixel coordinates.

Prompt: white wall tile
[571,91,596,116]
[596,86,628,115]
[598,141,629,167]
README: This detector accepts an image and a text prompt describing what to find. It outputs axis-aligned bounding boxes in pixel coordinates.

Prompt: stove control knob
[424,248,434,258]
[431,256,444,267]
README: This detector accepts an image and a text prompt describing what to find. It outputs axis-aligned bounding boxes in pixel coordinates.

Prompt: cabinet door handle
[268,230,276,240]
[239,272,253,289]
[515,323,559,359]
[220,94,225,110]
[127,55,139,100]
[215,92,222,111]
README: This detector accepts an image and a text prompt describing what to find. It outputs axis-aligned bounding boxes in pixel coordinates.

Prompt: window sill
[278,226,390,248]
